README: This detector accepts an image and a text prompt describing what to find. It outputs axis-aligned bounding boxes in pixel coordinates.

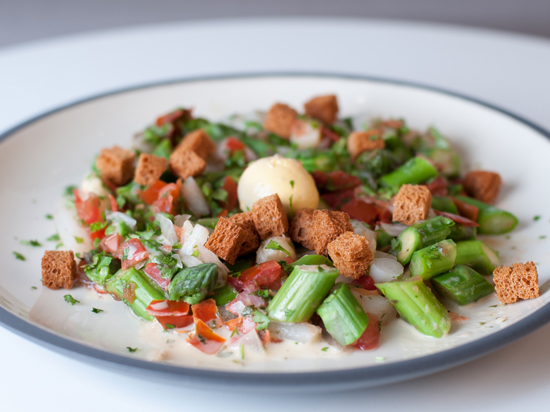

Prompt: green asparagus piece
[316,283,369,346]
[379,156,438,189]
[105,268,166,321]
[168,263,218,304]
[448,224,477,241]
[431,196,459,214]
[424,148,461,178]
[391,216,455,265]
[375,229,394,249]
[409,239,457,280]
[455,240,502,275]
[290,255,334,268]
[384,135,413,164]
[212,284,238,306]
[267,265,339,322]
[376,277,451,338]
[454,196,518,235]
[431,265,494,305]
[84,250,121,285]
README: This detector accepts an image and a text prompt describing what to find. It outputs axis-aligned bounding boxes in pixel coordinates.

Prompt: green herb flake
[74,236,84,244]
[20,240,42,247]
[321,347,329,352]
[47,234,60,242]
[534,215,541,221]
[489,305,498,308]
[91,307,104,313]
[165,324,175,330]
[265,240,291,257]
[126,347,138,353]
[375,357,385,362]
[290,180,295,188]
[480,322,486,326]
[239,344,245,360]
[253,310,270,331]
[64,185,77,196]
[90,221,108,232]
[45,214,54,220]
[198,334,206,344]
[63,294,79,305]
[55,243,64,250]
[540,236,547,239]
[191,249,200,258]
[31,286,37,290]
[13,251,26,261]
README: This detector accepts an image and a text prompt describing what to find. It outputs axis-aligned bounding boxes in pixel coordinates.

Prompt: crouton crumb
[134,153,167,186]
[347,130,385,159]
[327,232,373,279]
[251,194,289,240]
[41,251,76,290]
[168,147,206,179]
[289,208,315,250]
[463,170,502,203]
[176,129,215,161]
[263,103,298,139]
[493,261,539,304]
[204,217,246,264]
[304,95,339,125]
[229,212,260,255]
[311,210,353,256]
[96,146,136,186]
[392,184,432,225]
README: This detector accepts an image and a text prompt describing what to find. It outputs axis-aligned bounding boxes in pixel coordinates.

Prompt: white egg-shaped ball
[237,155,319,214]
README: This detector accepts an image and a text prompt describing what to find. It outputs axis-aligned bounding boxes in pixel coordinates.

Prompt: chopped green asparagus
[431,265,494,305]
[431,196,459,214]
[409,239,457,280]
[379,156,438,189]
[455,240,502,275]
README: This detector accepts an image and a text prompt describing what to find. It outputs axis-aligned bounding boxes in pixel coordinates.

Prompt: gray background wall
[1,0,550,49]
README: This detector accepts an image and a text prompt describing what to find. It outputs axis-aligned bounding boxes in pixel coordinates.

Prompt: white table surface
[1,18,550,411]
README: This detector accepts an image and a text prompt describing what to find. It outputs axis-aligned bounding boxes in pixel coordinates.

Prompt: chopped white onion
[79,173,110,200]
[369,258,404,283]
[174,214,191,227]
[374,251,397,260]
[335,275,353,284]
[268,322,322,343]
[181,223,209,254]
[380,222,408,237]
[290,120,323,149]
[350,290,397,326]
[181,177,209,217]
[225,330,265,354]
[156,213,178,246]
[256,235,296,264]
[179,253,203,268]
[106,211,137,230]
[350,220,377,253]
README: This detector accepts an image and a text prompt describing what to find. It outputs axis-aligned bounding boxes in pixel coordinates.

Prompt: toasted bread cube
[493,261,539,304]
[289,208,315,250]
[463,170,502,203]
[96,146,136,186]
[311,210,353,256]
[204,217,246,264]
[347,130,385,159]
[41,251,76,290]
[328,232,374,279]
[176,129,215,161]
[169,147,206,179]
[229,212,260,255]
[304,94,339,125]
[134,153,167,186]
[251,194,289,240]
[392,184,432,226]
[263,103,298,139]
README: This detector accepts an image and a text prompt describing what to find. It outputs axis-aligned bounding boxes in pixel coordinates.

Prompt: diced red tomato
[321,189,356,209]
[225,316,257,334]
[103,233,122,254]
[312,171,361,192]
[434,210,479,227]
[352,313,380,350]
[123,281,136,304]
[191,299,222,327]
[217,209,229,218]
[108,194,118,212]
[174,225,183,239]
[89,228,106,241]
[226,292,267,316]
[156,315,194,330]
[74,189,102,226]
[321,127,341,143]
[352,275,377,290]
[146,300,190,316]
[341,199,379,226]
[427,177,448,196]
[219,176,238,211]
[156,109,188,127]
[186,319,226,354]
[94,284,109,294]
[115,238,149,270]
[140,180,167,205]
[228,260,284,293]
[226,137,246,154]
[144,263,171,289]
[451,197,479,221]
[152,182,180,215]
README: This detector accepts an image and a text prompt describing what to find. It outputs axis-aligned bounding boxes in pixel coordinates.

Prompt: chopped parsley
[290,180,295,188]
[265,240,291,256]
[239,344,245,359]
[47,234,60,242]
[252,310,270,331]
[90,221,108,232]
[64,185,77,196]
[91,308,104,313]
[74,236,84,244]
[31,286,37,290]
[45,214,53,220]
[191,249,200,258]
[540,236,547,239]
[198,334,206,344]
[20,240,42,247]
[164,323,175,329]
[126,347,138,353]
[13,251,26,261]
[55,243,64,250]
[534,215,541,221]
[321,347,329,352]
[489,305,498,308]
[63,294,79,305]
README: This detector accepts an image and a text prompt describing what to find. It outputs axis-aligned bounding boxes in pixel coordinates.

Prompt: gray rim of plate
[1,72,550,390]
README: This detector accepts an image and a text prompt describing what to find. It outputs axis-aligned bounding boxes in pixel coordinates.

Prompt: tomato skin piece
[146,300,190,316]
[108,194,118,212]
[74,189,102,225]
[352,275,377,291]
[225,316,256,334]
[321,127,341,143]
[156,109,187,127]
[226,137,246,154]
[140,180,167,205]
[229,260,283,292]
[157,315,194,330]
[191,298,222,327]
[144,263,171,289]
[352,313,380,350]
[103,233,122,254]
[220,176,238,211]
[186,319,226,354]
[152,182,180,215]
[312,171,361,192]
[321,189,356,209]
[434,210,479,227]
[451,197,479,221]
[427,177,448,196]
[115,238,149,270]
[341,199,379,226]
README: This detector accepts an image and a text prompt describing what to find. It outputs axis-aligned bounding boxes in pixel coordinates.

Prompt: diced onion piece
[156,213,178,246]
[181,177,209,217]
[350,290,397,326]
[256,236,296,264]
[374,251,397,260]
[369,258,404,283]
[290,120,323,149]
[106,211,137,230]
[225,330,265,354]
[174,214,191,227]
[351,220,377,253]
[380,222,408,237]
[268,322,322,343]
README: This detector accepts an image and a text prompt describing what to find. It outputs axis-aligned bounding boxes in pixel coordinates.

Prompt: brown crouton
[289,208,315,250]
[204,217,246,264]
[229,212,260,255]
[134,153,167,186]
[176,129,215,161]
[41,251,76,290]
[304,95,339,125]
[263,103,298,139]
[463,170,502,203]
[168,147,206,179]
[327,232,374,279]
[392,184,432,225]
[347,130,385,159]
[493,262,539,304]
[96,146,136,186]
[311,210,354,256]
[250,194,289,240]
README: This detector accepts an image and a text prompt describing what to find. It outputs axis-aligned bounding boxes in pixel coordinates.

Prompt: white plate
[1,74,549,389]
